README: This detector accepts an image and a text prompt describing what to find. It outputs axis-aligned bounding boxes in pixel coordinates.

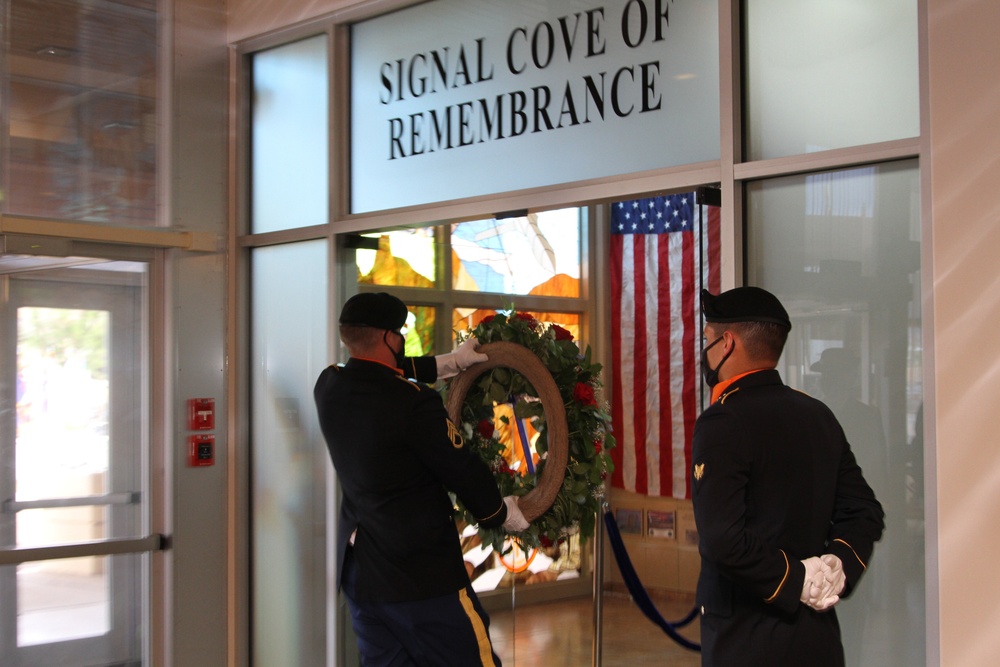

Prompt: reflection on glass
[5,0,159,224]
[744,0,919,160]
[357,229,437,288]
[462,525,583,596]
[452,209,581,297]
[16,557,110,646]
[251,241,329,666]
[748,160,923,667]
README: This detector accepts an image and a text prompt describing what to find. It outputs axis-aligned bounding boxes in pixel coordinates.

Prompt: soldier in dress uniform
[691,286,885,667]
[314,292,528,667]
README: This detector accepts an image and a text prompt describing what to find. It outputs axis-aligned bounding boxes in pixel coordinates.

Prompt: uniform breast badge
[447,419,464,449]
[694,463,705,481]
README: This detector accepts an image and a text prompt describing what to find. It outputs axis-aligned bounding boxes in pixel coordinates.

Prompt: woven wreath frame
[445,341,568,521]
[444,311,615,553]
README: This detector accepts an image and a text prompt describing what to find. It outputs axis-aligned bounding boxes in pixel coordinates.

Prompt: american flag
[609,193,720,498]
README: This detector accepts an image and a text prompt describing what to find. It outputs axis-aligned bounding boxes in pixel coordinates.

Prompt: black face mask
[384,330,407,369]
[701,335,732,388]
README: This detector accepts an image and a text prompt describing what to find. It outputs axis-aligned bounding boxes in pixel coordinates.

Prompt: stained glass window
[451,209,580,297]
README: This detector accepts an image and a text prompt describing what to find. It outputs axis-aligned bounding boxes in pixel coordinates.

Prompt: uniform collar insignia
[718,387,740,404]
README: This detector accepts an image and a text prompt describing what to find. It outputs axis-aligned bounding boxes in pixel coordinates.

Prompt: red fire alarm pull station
[188,434,215,467]
[188,398,215,430]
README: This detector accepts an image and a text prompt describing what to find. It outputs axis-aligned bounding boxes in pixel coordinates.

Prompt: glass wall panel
[452,210,581,297]
[3,0,159,224]
[251,35,328,233]
[747,161,923,667]
[250,241,329,666]
[744,0,919,160]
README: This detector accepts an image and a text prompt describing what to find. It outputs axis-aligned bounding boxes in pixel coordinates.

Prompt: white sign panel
[351,0,718,213]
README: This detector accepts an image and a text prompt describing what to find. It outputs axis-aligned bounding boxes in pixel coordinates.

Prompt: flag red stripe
[680,229,696,499]
[657,235,673,495]
[609,233,625,490]
[631,234,648,495]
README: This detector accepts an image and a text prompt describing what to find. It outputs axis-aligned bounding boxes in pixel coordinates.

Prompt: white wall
[926,0,1000,664]
[168,0,231,665]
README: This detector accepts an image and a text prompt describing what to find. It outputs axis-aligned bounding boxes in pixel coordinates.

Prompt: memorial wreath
[445,310,615,554]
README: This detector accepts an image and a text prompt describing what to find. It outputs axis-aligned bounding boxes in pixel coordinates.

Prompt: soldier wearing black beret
[691,286,884,666]
[314,292,528,666]
[339,291,487,382]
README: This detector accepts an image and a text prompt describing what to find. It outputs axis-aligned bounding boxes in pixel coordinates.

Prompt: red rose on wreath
[573,382,596,406]
[479,314,496,325]
[477,419,495,440]
[514,312,539,329]
[551,324,574,341]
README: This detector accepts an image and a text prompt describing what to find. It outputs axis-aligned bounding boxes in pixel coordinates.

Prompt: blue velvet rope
[603,508,701,652]
[509,395,535,474]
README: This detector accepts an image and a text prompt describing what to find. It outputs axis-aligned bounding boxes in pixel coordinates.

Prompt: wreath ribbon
[509,394,535,475]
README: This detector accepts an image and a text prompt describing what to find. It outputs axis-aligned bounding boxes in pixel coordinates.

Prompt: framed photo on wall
[646,510,676,539]
[615,508,643,536]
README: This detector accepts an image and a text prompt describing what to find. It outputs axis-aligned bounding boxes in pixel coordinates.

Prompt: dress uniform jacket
[691,369,885,666]
[314,358,506,603]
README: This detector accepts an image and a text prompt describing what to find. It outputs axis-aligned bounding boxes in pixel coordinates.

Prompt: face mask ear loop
[383,329,398,360]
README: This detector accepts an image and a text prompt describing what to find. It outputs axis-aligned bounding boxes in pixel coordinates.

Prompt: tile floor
[490,591,701,666]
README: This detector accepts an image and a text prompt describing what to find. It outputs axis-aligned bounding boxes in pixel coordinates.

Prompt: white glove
[821,553,846,597]
[800,556,841,611]
[435,337,488,379]
[502,496,529,532]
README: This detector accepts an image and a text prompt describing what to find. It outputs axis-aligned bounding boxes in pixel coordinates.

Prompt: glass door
[0,255,151,667]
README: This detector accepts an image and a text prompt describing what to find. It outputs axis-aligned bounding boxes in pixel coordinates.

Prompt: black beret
[701,286,791,330]
[339,292,408,330]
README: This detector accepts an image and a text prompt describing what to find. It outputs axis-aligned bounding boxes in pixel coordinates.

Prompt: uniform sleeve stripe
[764,549,790,603]
[833,538,867,570]
[479,501,505,523]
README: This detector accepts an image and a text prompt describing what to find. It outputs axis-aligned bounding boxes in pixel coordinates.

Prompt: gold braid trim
[764,549,790,603]
[479,500,505,523]
[833,538,867,570]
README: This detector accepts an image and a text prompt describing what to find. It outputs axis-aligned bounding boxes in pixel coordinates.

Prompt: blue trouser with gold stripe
[343,548,502,666]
